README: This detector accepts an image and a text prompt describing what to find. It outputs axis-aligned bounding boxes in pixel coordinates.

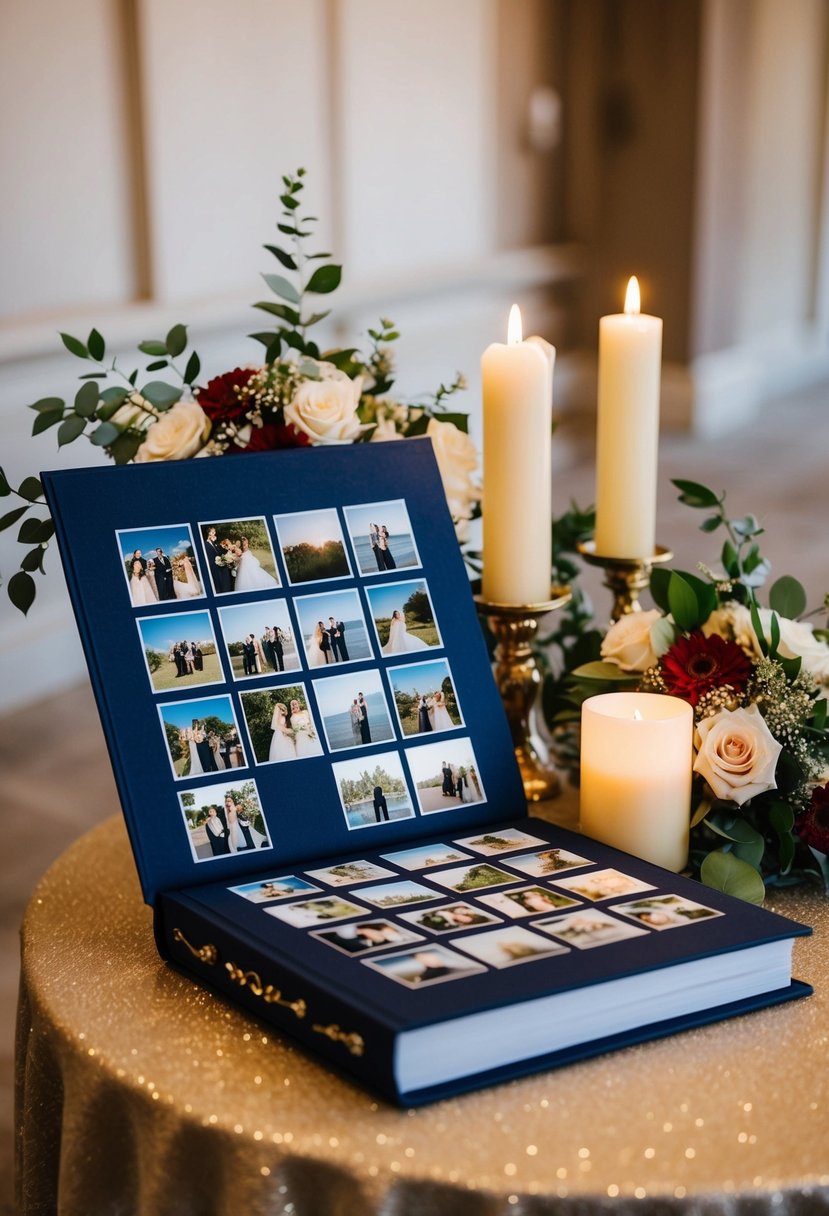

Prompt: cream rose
[757,609,829,688]
[370,416,405,443]
[426,418,480,522]
[600,609,663,673]
[693,704,782,805]
[702,601,762,658]
[133,399,211,463]
[284,365,365,444]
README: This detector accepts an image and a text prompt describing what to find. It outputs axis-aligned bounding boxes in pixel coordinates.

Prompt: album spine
[154,892,403,1104]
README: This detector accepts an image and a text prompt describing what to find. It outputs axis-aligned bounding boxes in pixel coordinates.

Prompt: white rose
[702,602,762,658]
[284,365,365,444]
[757,609,829,687]
[600,609,663,673]
[370,416,405,443]
[426,418,480,522]
[693,704,782,805]
[133,399,211,462]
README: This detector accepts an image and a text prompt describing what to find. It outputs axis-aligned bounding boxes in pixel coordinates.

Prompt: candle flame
[624,276,641,316]
[633,709,643,721]
[507,303,523,345]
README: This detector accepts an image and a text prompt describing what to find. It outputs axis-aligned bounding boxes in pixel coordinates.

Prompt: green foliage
[700,851,766,905]
[241,686,305,762]
[283,541,349,583]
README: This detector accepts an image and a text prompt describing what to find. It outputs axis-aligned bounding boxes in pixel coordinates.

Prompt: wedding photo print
[363,945,484,989]
[331,750,415,830]
[365,579,441,656]
[136,610,222,693]
[273,507,351,585]
[117,524,204,607]
[177,778,271,862]
[313,669,395,753]
[239,684,323,764]
[342,500,420,576]
[199,517,280,595]
[294,588,372,667]
[230,875,322,904]
[406,737,485,814]
[311,920,424,958]
[217,599,300,680]
[158,694,246,779]
[388,658,463,736]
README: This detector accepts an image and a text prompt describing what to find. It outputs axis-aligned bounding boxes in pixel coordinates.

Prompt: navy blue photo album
[42,439,811,1106]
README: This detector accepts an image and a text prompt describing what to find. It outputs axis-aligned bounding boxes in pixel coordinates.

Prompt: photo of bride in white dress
[240,684,324,765]
[388,659,464,737]
[382,609,430,654]
[177,778,271,863]
[366,579,442,656]
[172,552,203,599]
[199,517,280,595]
[294,588,373,667]
[118,524,205,607]
[234,536,279,591]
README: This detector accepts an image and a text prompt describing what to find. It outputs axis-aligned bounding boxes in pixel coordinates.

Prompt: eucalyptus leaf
[32,409,63,436]
[57,415,87,446]
[29,397,65,414]
[17,516,49,544]
[146,359,169,372]
[21,546,45,573]
[166,324,187,358]
[90,422,120,447]
[667,571,703,633]
[300,310,332,327]
[87,328,105,361]
[672,478,721,509]
[769,575,807,620]
[109,431,143,465]
[0,468,9,497]
[700,850,765,904]
[74,381,100,417]
[100,387,129,406]
[17,476,43,502]
[8,571,36,615]
[60,332,88,359]
[138,340,168,356]
[253,301,301,325]
[264,244,297,271]
[184,351,201,384]
[0,505,29,531]
[140,381,182,409]
[700,515,721,533]
[262,273,301,305]
[305,264,342,294]
[721,539,739,577]
[570,661,638,682]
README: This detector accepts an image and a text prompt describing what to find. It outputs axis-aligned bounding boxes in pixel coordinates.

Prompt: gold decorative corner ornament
[311,1022,365,1057]
[173,928,218,965]
[224,962,307,1019]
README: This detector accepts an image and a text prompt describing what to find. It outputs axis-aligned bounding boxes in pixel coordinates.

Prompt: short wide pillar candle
[580,693,693,872]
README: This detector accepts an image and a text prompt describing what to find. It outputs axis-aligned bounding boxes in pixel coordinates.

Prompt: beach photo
[273,507,351,585]
[478,885,580,919]
[363,946,484,988]
[450,926,569,970]
[158,694,247,779]
[136,610,223,693]
[406,737,485,814]
[552,869,656,903]
[504,847,593,878]
[304,860,397,887]
[265,897,366,929]
[177,778,270,861]
[428,862,516,894]
[342,500,420,576]
[314,669,395,752]
[611,894,723,930]
[388,658,462,737]
[217,598,300,680]
[380,842,472,871]
[347,879,440,910]
[239,684,323,765]
[199,517,280,596]
[532,910,648,950]
[229,875,322,904]
[293,588,372,668]
[312,920,424,957]
[397,902,501,934]
[116,523,204,607]
[331,750,416,830]
[454,828,548,856]
[365,579,441,655]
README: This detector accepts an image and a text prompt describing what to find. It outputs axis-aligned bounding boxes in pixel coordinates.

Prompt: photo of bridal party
[313,669,395,753]
[157,694,246,779]
[342,500,420,576]
[136,610,222,693]
[273,507,351,585]
[217,599,300,680]
[294,588,372,667]
[406,737,485,814]
[239,684,323,764]
[365,580,441,655]
[388,658,462,736]
[117,524,204,607]
[177,778,271,863]
[199,517,280,595]
[331,750,415,830]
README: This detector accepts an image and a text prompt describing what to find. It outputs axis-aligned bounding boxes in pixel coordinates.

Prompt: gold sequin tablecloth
[15,814,829,1216]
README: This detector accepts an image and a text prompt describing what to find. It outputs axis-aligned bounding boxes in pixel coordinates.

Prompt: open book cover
[43,440,811,1106]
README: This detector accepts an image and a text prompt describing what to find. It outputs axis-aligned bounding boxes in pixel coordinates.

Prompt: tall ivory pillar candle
[594,277,663,558]
[580,692,693,872]
[481,305,554,604]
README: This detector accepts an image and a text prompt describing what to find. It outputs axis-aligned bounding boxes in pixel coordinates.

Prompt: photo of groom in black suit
[328,616,349,662]
[272,626,285,672]
[357,692,371,744]
[205,526,233,594]
[154,548,175,600]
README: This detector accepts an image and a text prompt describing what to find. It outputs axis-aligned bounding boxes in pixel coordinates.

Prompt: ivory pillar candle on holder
[580,692,693,872]
[594,277,662,559]
[481,304,554,605]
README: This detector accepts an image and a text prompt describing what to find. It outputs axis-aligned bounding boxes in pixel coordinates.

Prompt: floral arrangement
[0,168,479,615]
[548,481,829,903]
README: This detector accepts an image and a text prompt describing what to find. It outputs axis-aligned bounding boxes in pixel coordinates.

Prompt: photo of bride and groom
[313,669,395,753]
[137,609,222,693]
[294,588,372,667]
[239,685,324,765]
[407,737,485,815]
[158,694,247,779]
[343,500,420,577]
[366,580,441,655]
[388,658,463,737]
[178,778,271,863]
[217,599,300,681]
[200,517,280,595]
[118,524,204,608]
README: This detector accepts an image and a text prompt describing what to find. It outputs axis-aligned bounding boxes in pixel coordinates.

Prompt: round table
[15,814,829,1216]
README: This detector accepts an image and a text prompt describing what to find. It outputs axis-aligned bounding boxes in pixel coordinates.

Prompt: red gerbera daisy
[197,367,257,424]
[661,631,752,706]
[795,784,829,854]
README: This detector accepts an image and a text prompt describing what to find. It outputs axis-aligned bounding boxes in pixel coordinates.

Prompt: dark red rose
[795,784,829,853]
[661,631,752,706]
[225,423,310,455]
[197,367,257,424]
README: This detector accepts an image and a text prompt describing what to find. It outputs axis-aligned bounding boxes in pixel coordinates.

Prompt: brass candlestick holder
[578,541,673,622]
[475,587,571,802]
